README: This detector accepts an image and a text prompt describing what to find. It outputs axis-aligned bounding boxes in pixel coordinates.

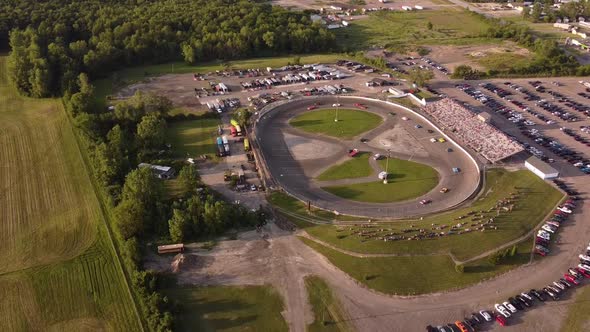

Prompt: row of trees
[3,0,335,97]
[62,71,266,330]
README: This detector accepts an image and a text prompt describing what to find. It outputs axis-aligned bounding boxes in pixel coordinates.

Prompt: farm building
[525,156,559,180]
[138,163,176,179]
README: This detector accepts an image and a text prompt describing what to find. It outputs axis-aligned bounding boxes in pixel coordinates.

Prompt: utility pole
[384,149,391,184]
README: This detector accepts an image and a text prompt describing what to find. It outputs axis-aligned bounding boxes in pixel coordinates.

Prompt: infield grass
[278,169,563,262]
[305,276,352,332]
[290,109,382,139]
[300,236,533,295]
[0,56,140,330]
[165,285,288,332]
[317,152,373,181]
[322,158,439,203]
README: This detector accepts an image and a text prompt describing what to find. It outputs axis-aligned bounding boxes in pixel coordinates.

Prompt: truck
[235,124,242,136]
[222,135,230,155]
[230,125,237,137]
[216,137,225,156]
[244,138,250,151]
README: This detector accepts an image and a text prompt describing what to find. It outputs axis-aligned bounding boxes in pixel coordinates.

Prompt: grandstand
[422,98,524,163]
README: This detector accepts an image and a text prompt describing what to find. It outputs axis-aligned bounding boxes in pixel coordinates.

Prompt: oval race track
[254,96,483,218]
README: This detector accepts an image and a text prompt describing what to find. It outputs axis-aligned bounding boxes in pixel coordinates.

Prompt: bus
[244,138,250,151]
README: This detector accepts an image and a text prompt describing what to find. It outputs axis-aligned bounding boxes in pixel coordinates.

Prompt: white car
[546,221,560,228]
[542,225,556,234]
[495,304,511,318]
[580,254,590,263]
[479,310,492,322]
[503,301,518,313]
[558,206,572,214]
[578,264,590,272]
[537,231,551,241]
[332,103,341,107]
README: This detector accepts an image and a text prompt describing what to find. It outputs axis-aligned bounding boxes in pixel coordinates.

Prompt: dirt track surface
[254,96,481,218]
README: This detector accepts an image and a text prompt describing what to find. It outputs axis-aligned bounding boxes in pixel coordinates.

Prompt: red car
[354,103,367,109]
[348,149,359,157]
[496,314,507,326]
[307,105,317,110]
[576,268,590,278]
[420,199,432,205]
[564,274,580,285]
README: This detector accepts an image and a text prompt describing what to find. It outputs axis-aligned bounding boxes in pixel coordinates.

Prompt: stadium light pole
[334,96,339,122]
[384,149,391,184]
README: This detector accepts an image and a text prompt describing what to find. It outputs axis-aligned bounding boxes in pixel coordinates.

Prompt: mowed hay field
[0,57,140,330]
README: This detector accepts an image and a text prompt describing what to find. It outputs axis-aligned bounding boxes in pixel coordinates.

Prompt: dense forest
[2,0,335,97]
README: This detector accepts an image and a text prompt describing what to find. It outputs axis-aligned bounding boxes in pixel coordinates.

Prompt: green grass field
[0,56,140,330]
[475,52,533,72]
[289,109,382,139]
[305,276,352,332]
[317,153,373,181]
[268,192,361,222]
[336,10,492,50]
[167,118,220,158]
[281,169,563,262]
[561,285,590,332]
[322,158,439,203]
[164,285,288,332]
[301,236,532,295]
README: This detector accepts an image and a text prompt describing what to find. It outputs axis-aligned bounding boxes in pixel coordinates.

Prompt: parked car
[530,289,546,302]
[494,304,511,318]
[479,310,492,322]
[495,315,507,327]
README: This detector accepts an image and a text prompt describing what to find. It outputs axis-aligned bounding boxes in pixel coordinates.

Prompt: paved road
[254,96,482,218]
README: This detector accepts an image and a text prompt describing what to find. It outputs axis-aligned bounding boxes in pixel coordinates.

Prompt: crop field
[289,109,382,139]
[0,56,140,330]
[305,276,352,332]
[317,152,372,181]
[321,158,439,203]
[165,285,288,332]
[167,118,221,158]
[336,10,493,50]
[301,236,533,295]
[280,169,563,261]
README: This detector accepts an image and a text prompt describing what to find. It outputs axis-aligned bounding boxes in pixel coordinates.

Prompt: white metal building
[525,156,559,179]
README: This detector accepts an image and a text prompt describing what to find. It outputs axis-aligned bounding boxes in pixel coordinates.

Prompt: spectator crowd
[422,98,524,163]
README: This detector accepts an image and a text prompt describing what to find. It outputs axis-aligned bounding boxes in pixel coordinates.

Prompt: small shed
[525,156,559,179]
[158,243,185,254]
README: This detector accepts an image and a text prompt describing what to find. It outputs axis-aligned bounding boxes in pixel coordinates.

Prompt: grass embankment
[300,236,533,295]
[165,285,288,332]
[167,118,221,158]
[305,276,352,332]
[317,152,373,181]
[322,158,439,203]
[289,109,382,139]
[287,169,563,262]
[561,286,590,332]
[0,56,140,330]
[337,10,493,50]
[268,191,362,222]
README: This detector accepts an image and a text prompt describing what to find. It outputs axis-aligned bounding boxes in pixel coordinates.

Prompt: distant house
[138,163,176,179]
